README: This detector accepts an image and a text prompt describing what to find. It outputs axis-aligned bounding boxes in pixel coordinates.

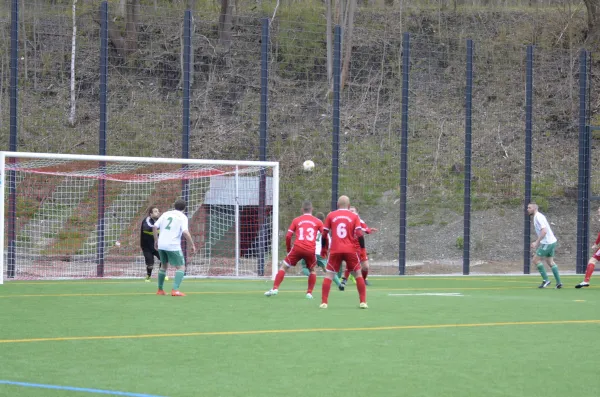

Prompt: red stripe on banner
[6,167,231,182]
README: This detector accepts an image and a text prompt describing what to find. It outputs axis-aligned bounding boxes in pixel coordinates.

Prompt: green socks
[536,263,548,281]
[536,262,561,284]
[333,274,342,287]
[158,269,166,290]
[551,264,561,284]
[173,269,185,290]
[301,267,310,277]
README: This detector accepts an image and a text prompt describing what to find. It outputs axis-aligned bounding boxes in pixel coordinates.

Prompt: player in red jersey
[265,200,327,299]
[576,206,600,288]
[320,195,368,309]
[339,206,378,288]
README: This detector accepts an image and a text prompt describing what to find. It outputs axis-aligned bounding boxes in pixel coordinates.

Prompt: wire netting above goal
[0,152,279,283]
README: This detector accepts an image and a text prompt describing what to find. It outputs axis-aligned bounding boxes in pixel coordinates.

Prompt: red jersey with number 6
[287,214,324,253]
[324,209,362,254]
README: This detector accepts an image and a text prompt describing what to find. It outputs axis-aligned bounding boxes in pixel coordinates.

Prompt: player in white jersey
[152,199,196,296]
[527,203,562,289]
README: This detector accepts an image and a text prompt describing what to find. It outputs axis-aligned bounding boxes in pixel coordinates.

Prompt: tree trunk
[69,0,77,127]
[584,0,600,43]
[218,0,233,52]
[95,0,138,60]
[341,0,356,89]
[124,0,139,55]
[118,0,126,18]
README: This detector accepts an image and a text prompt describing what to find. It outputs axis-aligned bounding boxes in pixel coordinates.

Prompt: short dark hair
[174,199,187,211]
[315,212,325,221]
[147,205,158,216]
[302,200,312,212]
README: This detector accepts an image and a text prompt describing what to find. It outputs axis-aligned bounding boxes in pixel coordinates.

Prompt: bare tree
[124,0,140,54]
[118,0,126,18]
[69,0,77,127]
[326,0,333,84]
[218,0,233,52]
[341,0,357,89]
[95,0,140,60]
[584,0,600,44]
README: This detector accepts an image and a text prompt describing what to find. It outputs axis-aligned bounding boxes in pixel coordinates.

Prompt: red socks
[356,277,367,303]
[273,269,285,289]
[343,269,350,279]
[361,268,369,280]
[307,273,316,293]
[584,263,595,283]
[321,278,332,304]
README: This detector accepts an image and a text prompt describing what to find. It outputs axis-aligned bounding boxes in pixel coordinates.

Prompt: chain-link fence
[1,1,594,277]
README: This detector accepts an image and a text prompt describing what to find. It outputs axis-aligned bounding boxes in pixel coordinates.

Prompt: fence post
[331,25,342,212]
[398,32,410,276]
[523,45,533,274]
[96,1,108,277]
[7,0,19,278]
[257,17,269,276]
[463,39,474,276]
[577,49,589,275]
[181,9,192,260]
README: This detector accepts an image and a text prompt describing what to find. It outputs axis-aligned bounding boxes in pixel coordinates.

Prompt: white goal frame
[0,151,279,284]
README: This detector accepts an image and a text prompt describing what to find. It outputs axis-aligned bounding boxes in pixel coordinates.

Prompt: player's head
[337,195,350,209]
[174,199,187,212]
[527,202,538,216]
[315,211,325,221]
[349,206,358,214]
[147,205,160,220]
[302,200,313,214]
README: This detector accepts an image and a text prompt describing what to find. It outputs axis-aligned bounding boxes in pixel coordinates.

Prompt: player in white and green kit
[527,203,562,289]
[153,199,196,296]
[299,212,343,288]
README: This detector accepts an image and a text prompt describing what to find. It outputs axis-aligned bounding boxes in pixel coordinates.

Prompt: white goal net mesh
[1,154,278,281]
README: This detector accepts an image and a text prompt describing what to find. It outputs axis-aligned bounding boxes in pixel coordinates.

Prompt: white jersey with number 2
[155,210,189,251]
[533,212,557,245]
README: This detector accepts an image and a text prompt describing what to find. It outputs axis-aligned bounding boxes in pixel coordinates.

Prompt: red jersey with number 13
[287,214,324,253]
[324,209,362,254]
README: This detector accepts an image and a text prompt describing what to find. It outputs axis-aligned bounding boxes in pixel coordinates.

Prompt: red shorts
[284,246,316,269]
[358,248,368,262]
[326,252,361,274]
[353,245,368,262]
[593,248,600,262]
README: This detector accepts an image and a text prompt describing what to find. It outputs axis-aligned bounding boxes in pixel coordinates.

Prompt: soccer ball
[303,160,315,172]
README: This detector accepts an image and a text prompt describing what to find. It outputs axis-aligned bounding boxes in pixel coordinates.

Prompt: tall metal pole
[181,9,192,261]
[523,45,533,274]
[577,49,589,275]
[96,1,108,277]
[257,18,269,276]
[331,25,341,211]
[398,32,410,276]
[463,39,473,276]
[7,0,19,278]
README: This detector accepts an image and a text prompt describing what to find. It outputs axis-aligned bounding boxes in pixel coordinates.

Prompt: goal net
[0,152,279,283]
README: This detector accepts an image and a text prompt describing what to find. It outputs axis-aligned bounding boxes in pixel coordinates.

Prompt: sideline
[0,380,167,397]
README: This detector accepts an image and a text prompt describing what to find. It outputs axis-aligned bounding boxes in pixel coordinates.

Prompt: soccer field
[0,276,598,397]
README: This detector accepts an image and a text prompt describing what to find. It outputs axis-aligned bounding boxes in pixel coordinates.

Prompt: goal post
[0,151,279,283]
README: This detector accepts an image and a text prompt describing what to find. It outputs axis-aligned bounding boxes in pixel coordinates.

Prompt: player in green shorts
[527,202,562,289]
[153,199,196,296]
[299,212,343,289]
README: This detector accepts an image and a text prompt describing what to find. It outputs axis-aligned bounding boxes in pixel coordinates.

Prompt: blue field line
[0,380,168,397]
